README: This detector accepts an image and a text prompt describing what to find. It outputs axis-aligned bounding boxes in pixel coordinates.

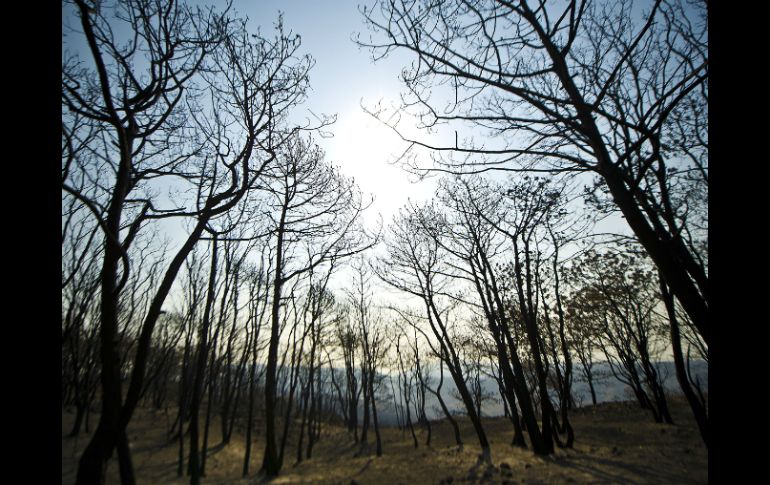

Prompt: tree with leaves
[572,248,673,424]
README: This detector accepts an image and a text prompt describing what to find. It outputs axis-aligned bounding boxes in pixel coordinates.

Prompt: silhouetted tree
[573,248,673,424]
[359,0,708,347]
[406,327,434,447]
[424,350,463,448]
[347,256,388,457]
[62,209,102,437]
[241,251,272,477]
[379,208,492,463]
[430,175,578,454]
[187,235,220,485]
[174,248,207,478]
[332,306,362,441]
[394,334,419,449]
[296,271,337,463]
[260,135,374,477]
[564,290,605,407]
[660,272,707,446]
[63,1,317,482]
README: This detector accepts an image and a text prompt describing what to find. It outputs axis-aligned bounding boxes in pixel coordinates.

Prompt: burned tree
[573,249,673,424]
[241,249,273,477]
[62,1,319,481]
[659,272,707,446]
[62,206,102,437]
[378,206,492,463]
[331,306,362,442]
[426,175,580,453]
[564,292,604,407]
[259,135,374,477]
[359,0,708,347]
[346,255,388,457]
[424,350,463,448]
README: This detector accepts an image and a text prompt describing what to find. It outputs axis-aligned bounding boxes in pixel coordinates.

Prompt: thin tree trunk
[426,359,462,447]
[261,201,287,477]
[189,236,218,485]
[370,373,383,457]
[359,364,370,445]
[242,368,256,476]
[200,377,216,477]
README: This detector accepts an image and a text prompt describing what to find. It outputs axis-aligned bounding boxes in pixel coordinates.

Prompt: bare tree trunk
[306,376,322,459]
[660,276,708,447]
[296,375,310,464]
[359,361,370,446]
[581,360,598,407]
[200,376,216,477]
[396,339,418,449]
[370,372,383,457]
[429,302,490,461]
[261,210,286,477]
[426,359,462,448]
[242,365,257,476]
[176,319,193,477]
[116,428,136,485]
[388,374,402,432]
[189,236,218,485]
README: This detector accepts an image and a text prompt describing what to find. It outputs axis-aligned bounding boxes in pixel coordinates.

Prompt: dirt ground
[62,397,706,484]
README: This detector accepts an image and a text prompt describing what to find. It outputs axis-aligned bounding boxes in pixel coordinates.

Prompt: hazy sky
[234,0,440,228]
[235,0,629,240]
[63,0,630,237]
[63,0,631,301]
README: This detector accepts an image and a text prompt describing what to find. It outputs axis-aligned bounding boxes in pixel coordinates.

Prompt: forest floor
[62,396,706,484]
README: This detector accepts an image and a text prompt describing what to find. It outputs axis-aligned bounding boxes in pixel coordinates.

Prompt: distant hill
[373,360,707,426]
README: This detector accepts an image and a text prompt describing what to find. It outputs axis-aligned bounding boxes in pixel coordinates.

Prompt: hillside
[62,397,706,484]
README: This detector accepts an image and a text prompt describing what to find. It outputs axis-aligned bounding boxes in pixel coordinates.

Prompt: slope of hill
[61,395,707,484]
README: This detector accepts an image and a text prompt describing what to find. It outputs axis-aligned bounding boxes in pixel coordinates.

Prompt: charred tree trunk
[359,360,370,446]
[661,276,707,446]
[200,373,217,477]
[242,364,257,477]
[427,299,491,462]
[176,316,194,477]
[426,358,462,448]
[261,204,287,477]
[116,428,136,485]
[188,236,218,485]
[396,339,418,449]
[370,370,383,457]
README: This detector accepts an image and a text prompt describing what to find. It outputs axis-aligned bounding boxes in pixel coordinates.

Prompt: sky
[234,0,631,242]
[62,0,441,232]
[63,0,631,242]
[233,0,441,228]
[63,0,633,308]
[61,1,682,370]
[232,0,630,269]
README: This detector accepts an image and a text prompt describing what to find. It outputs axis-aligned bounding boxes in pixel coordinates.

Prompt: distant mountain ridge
[372,360,707,426]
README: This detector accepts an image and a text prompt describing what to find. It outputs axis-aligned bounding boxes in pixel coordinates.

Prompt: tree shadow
[352,457,373,477]
[545,452,700,484]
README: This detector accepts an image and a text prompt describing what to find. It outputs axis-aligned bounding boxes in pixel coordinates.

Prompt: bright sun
[325,105,435,225]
